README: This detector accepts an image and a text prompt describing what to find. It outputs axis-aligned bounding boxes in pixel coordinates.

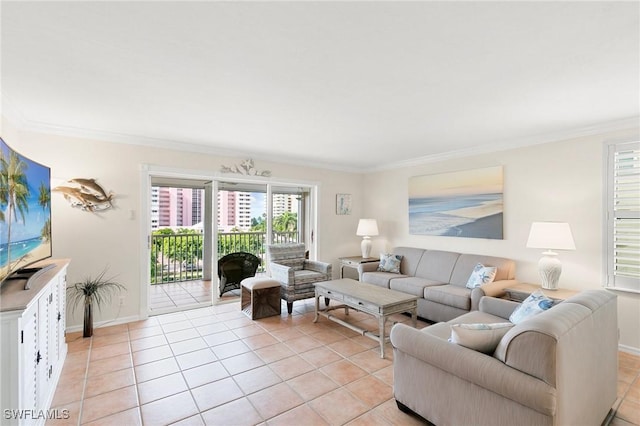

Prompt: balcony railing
[151,231,299,284]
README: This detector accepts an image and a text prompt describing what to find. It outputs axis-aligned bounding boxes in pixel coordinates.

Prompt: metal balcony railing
[151,230,299,284]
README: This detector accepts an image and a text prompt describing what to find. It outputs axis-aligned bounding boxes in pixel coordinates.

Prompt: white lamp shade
[526,222,576,251]
[356,219,379,237]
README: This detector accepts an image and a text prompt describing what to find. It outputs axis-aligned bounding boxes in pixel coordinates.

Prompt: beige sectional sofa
[390,290,618,426]
[358,247,518,322]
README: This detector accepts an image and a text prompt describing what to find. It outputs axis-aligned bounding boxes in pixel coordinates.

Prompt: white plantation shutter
[605,141,640,292]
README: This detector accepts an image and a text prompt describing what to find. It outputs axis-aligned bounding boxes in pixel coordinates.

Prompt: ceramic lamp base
[538,252,562,290]
[361,237,372,259]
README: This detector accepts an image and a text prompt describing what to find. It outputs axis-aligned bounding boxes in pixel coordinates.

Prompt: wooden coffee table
[314,278,418,358]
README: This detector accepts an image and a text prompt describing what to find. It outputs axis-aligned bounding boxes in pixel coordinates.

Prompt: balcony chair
[218,252,261,297]
[266,243,332,314]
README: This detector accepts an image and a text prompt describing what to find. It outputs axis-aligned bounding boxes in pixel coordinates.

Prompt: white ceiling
[2,1,639,172]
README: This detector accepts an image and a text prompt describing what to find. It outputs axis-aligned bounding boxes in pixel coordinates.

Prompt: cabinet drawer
[317,288,344,301]
[344,295,379,313]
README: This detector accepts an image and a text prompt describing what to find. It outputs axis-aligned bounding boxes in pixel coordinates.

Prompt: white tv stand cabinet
[1,259,70,425]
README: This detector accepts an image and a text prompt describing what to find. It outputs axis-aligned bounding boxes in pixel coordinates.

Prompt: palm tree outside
[274,211,297,232]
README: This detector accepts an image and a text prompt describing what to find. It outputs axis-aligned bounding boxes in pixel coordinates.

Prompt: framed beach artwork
[336,193,352,215]
[408,166,504,239]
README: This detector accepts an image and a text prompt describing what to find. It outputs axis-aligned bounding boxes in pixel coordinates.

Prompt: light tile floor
[150,276,267,312]
[149,281,215,312]
[49,299,640,426]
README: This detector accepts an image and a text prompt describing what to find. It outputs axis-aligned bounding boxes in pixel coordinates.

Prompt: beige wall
[2,118,365,328]
[3,116,639,352]
[364,128,640,352]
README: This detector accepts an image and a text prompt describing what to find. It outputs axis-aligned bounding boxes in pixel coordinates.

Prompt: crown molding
[366,116,640,173]
[3,96,638,175]
[6,113,363,174]
[0,92,30,130]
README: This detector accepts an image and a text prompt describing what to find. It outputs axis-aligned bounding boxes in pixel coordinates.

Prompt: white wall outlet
[119,296,125,306]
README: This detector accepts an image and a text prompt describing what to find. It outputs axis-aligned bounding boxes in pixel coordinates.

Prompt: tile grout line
[76,327,133,426]
[62,302,638,426]
[217,321,270,424]
[189,308,307,422]
[76,334,92,426]
[126,325,144,426]
[186,308,241,425]
[70,316,381,426]
[614,366,640,420]
[162,313,209,426]
[233,316,320,423]
[251,313,387,424]
[284,322,395,424]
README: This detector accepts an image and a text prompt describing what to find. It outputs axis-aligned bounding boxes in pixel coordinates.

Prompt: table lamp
[356,219,379,259]
[526,222,576,290]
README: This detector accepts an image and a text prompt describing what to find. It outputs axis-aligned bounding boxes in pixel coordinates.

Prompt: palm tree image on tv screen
[0,137,52,284]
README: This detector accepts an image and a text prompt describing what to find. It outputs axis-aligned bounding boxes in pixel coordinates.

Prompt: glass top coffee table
[314,278,418,358]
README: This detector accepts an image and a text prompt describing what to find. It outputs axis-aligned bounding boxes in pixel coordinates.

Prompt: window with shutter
[604,140,640,292]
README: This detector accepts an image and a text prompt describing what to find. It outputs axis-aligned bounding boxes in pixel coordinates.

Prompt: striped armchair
[266,243,332,314]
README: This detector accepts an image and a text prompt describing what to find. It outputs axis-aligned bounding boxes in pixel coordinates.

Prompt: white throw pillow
[509,290,554,324]
[377,253,403,273]
[465,263,498,289]
[449,323,514,354]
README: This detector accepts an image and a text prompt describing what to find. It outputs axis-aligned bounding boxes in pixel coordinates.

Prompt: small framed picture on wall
[336,193,352,215]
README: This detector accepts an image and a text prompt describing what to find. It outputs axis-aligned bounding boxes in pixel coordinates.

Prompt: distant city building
[151,187,198,230]
[272,194,299,217]
[157,188,171,227]
[217,191,252,231]
[192,190,203,224]
[150,187,160,229]
[151,188,299,232]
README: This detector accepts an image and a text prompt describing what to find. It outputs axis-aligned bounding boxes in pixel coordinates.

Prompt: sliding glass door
[142,166,317,316]
[148,177,211,314]
[216,182,315,271]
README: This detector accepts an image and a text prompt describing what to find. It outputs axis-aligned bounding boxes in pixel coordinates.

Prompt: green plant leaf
[67,267,126,314]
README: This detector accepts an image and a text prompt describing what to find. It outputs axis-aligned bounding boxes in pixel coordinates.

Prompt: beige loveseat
[358,247,517,322]
[390,290,618,425]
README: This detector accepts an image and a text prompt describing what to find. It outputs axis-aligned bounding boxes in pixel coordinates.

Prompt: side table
[504,283,578,303]
[339,256,379,280]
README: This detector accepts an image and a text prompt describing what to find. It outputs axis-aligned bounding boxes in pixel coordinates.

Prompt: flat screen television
[0,137,53,288]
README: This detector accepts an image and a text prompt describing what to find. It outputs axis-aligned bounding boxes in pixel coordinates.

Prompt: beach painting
[409,166,503,239]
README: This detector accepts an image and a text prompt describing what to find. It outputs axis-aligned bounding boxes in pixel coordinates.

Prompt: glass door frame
[215,178,318,259]
[139,164,319,319]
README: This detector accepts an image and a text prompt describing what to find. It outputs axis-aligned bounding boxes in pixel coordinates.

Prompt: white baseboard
[65,315,141,334]
[619,344,640,356]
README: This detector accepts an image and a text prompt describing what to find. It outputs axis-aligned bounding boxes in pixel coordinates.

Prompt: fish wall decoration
[54,178,114,212]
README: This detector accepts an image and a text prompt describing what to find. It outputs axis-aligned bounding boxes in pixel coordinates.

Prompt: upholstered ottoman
[241,277,282,320]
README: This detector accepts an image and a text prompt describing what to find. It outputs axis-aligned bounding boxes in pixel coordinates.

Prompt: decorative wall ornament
[54,178,114,212]
[408,166,504,239]
[336,193,352,215]
[220,159,271,177]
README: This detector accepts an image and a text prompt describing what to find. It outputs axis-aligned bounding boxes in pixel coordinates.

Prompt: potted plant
[67,268,125,338]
